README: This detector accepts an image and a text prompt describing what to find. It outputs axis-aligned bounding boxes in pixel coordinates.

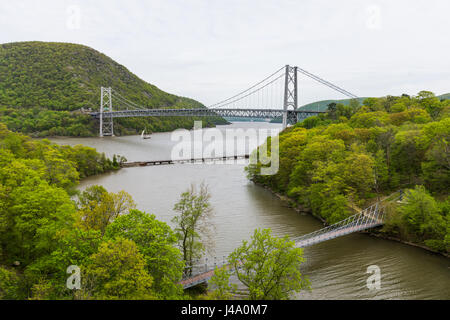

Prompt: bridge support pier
[100,87,114,137]
[282,65,298,129]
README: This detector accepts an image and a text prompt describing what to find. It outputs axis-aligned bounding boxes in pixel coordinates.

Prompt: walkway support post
[282,65,298,129]
[100,87,114,137]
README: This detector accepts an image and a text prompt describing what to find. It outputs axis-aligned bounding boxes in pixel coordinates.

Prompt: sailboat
[141,129,152,140]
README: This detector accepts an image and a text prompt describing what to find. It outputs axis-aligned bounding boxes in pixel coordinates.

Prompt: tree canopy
[214,229,309,300]
[247,90,449,253]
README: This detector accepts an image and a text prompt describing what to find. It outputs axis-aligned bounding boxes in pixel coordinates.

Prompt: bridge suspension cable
[296,67,358,99]
[207,65,359,112]
[208,66,286,110]
[111,88,147,110]
[212,72,285,109]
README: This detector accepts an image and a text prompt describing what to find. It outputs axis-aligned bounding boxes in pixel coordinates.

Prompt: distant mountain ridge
[437,93,450,100]
[0,41,226,136]
[299,93,449,112]
[299,97,368,112]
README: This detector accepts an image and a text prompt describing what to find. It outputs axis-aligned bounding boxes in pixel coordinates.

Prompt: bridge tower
[282,65,298,129]
[100,87,114,137]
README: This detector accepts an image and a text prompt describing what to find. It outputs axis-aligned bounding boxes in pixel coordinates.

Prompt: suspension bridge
[180,193,402,289]
[89,65,359,136]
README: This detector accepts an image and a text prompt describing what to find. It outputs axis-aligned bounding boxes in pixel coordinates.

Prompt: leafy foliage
[247,91,449,253]
[81,238,155,300]
[227,229,309,300]
[171,183,215,275]
[208,266,238,300]
[105,210,184,299]
[0,266,20,299]
[76,186,136,235]
[384,186,448,252]
[0,126,185,299]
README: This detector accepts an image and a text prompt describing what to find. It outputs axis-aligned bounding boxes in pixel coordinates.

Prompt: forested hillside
[298,93,449,112]
[0,124,189,299]
[0,42,226,137]
[248,91,450,253]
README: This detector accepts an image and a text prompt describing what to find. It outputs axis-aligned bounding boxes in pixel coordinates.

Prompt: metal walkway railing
[179,192,402,289]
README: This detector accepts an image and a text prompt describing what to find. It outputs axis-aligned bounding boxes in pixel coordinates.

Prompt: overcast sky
[1,0,449,106]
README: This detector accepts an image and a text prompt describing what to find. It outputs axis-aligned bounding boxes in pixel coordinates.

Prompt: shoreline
[257,182,449,258]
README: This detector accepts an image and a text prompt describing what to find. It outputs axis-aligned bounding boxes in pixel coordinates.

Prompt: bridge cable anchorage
[296,67,359,99]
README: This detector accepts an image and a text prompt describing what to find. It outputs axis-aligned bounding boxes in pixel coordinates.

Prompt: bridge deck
[180,220,383,289]
[180,269,218,289]
[295,222,381,247]
[90,108,324,119]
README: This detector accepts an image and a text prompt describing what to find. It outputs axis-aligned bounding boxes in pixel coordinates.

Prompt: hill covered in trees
[0,124,185,299]
[248,91,449,254]
[298,97,368,112]
[298,93,449,112]
[0,41,226,137]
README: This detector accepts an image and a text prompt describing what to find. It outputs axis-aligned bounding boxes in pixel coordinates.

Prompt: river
[50,122,450,300]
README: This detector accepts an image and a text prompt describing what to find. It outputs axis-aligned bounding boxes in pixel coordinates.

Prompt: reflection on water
[51,123,450,300]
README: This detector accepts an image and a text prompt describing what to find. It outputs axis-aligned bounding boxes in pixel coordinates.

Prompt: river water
[50,122,449,300]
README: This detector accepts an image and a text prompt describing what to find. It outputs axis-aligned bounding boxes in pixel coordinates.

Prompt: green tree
[326,102,337,119]
[41,148,79,192]
[399,186,446,248]
[82,238,155,300]
[373,149,389,195]
[171,183,215,275]
[0,266,20,299]
[422,138,450,192]
[416,91,443,119]
[105,209,184,298]
[228,229,309,300]
[76,186,136,235]
[24,228,102,299]
[6,180,76,265]
[391,129,426,181]
[209,266,237,300]
[338,151,375,200]
[420,118,450,192]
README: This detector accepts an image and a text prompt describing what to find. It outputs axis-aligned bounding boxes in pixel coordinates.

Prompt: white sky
[1,0,449,106]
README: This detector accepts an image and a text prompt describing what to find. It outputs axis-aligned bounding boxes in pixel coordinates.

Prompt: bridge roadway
[90,108,323,122]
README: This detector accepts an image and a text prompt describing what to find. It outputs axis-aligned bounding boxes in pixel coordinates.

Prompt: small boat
[141,129,152,140]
